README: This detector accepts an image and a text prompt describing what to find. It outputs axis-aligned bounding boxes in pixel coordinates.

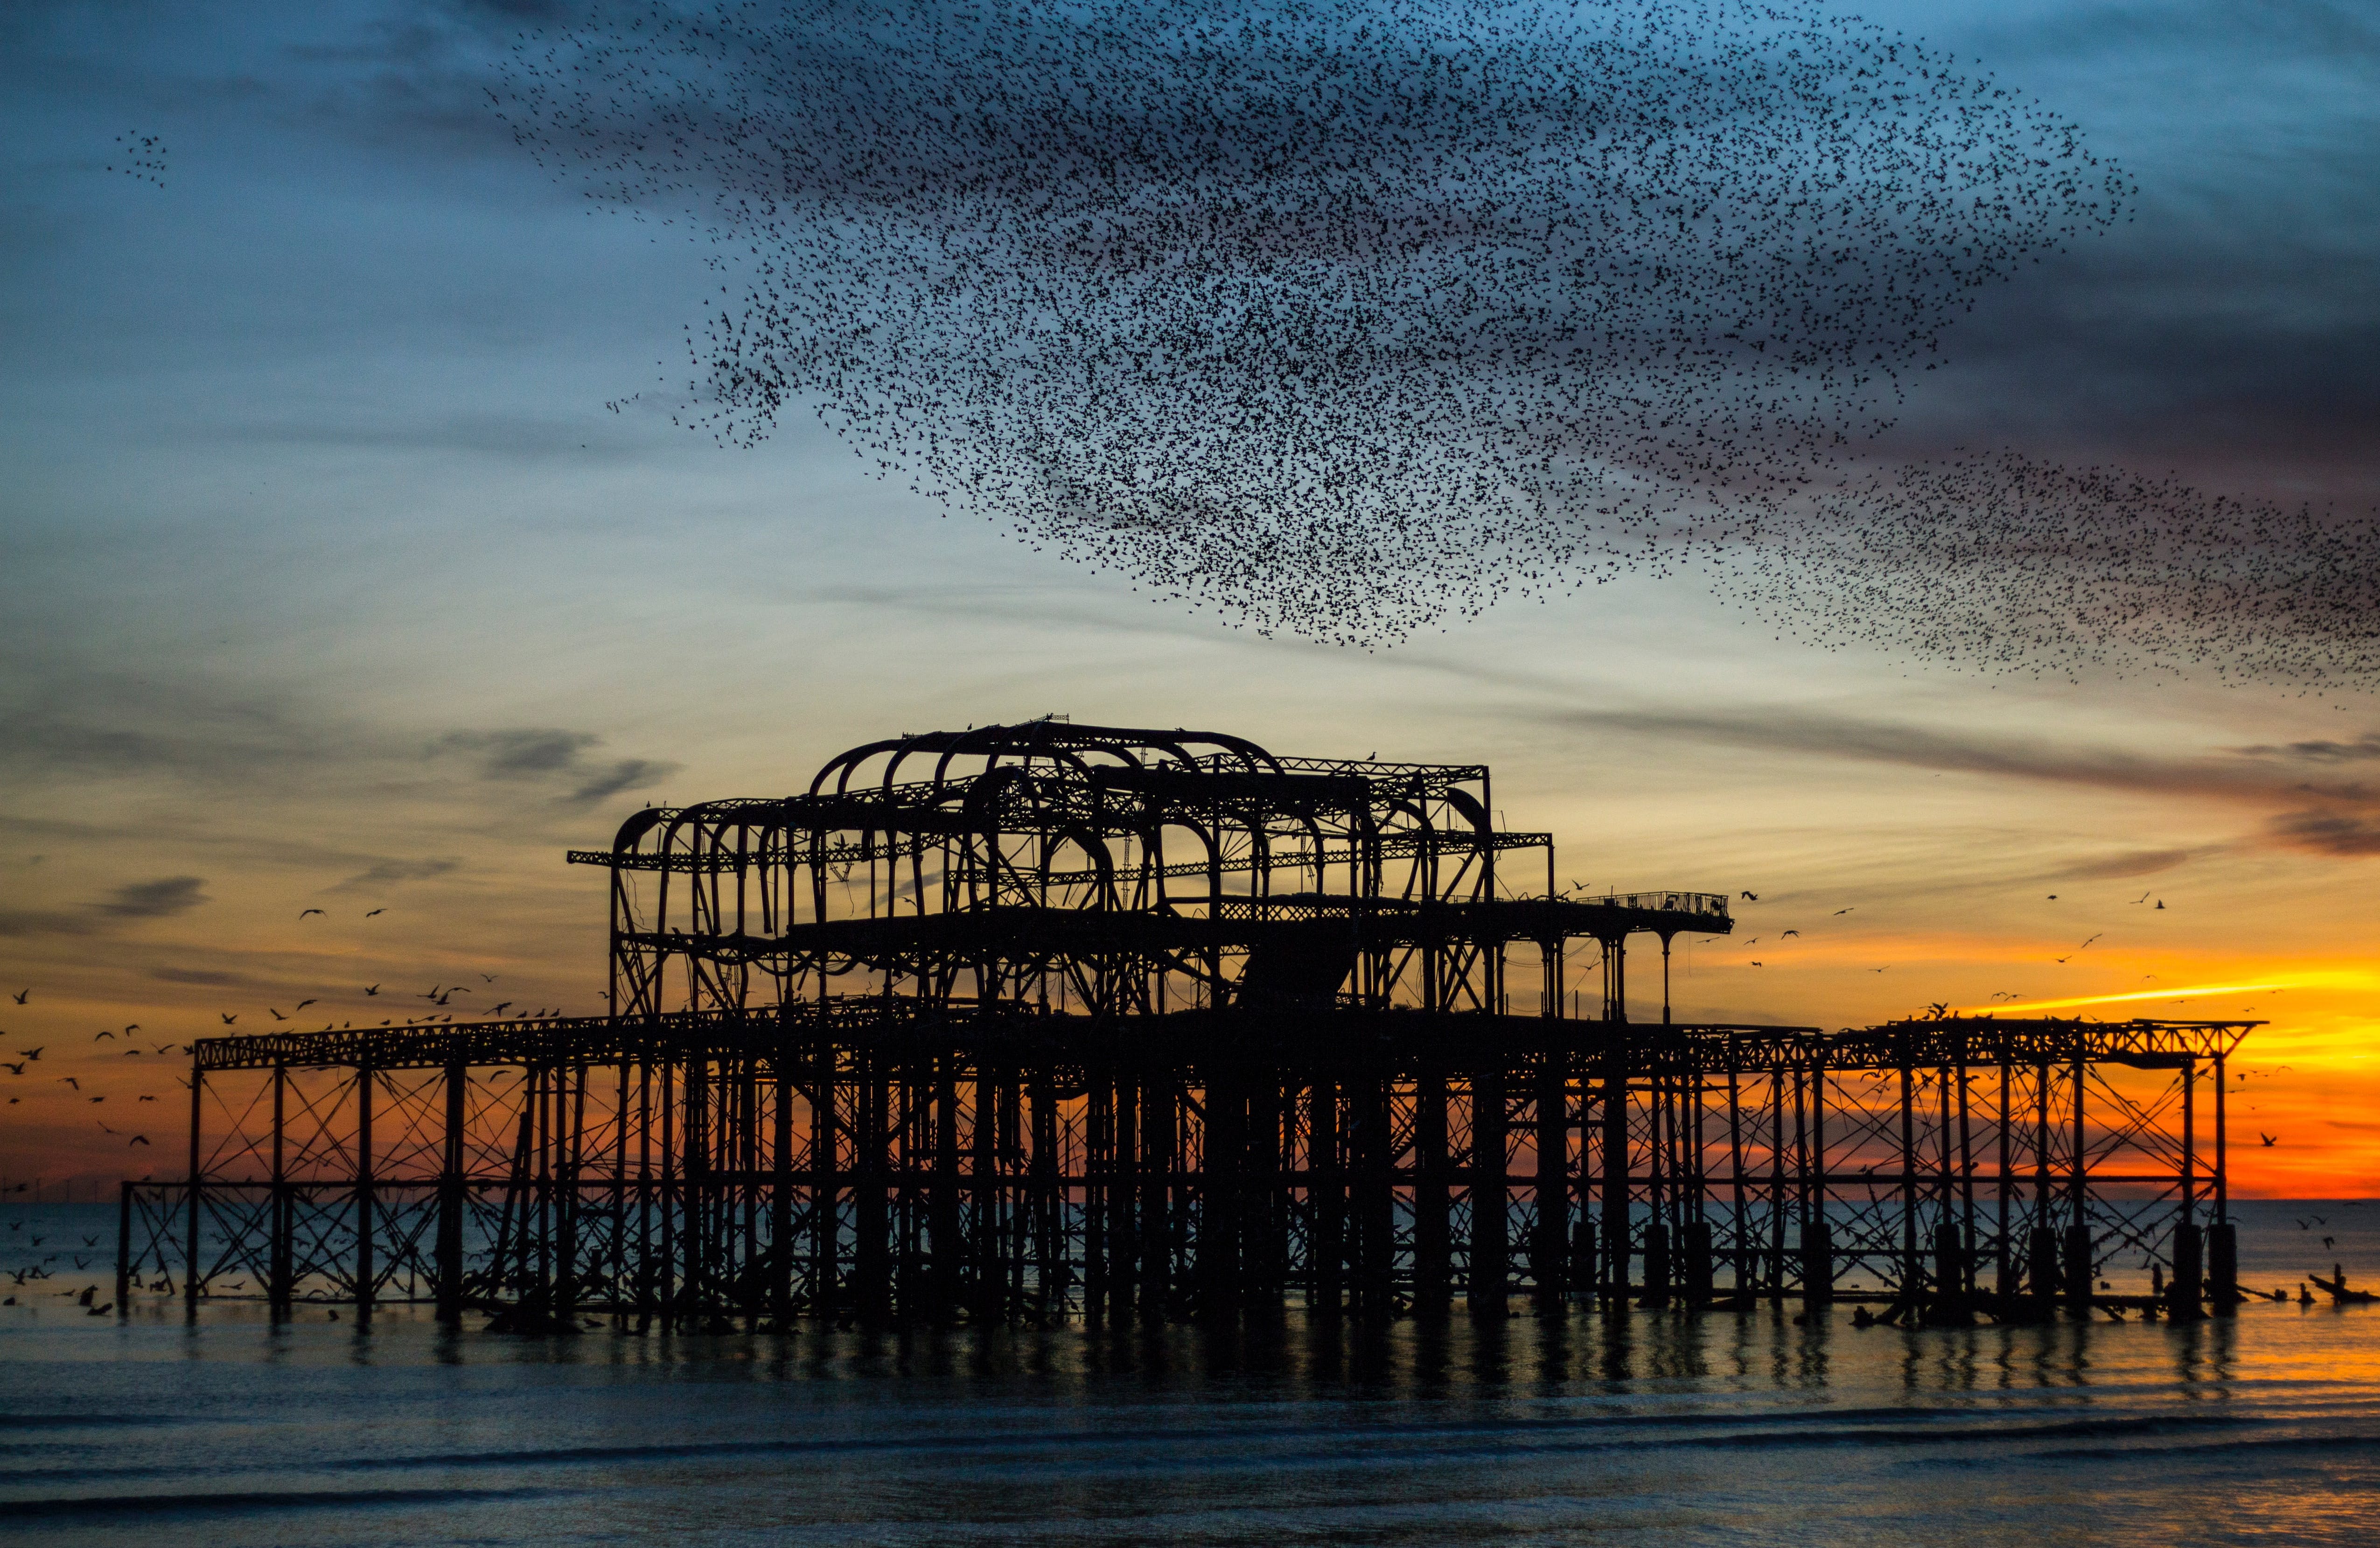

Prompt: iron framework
[121,721,2252,1329]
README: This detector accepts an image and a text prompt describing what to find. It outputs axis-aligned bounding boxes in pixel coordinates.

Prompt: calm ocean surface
[4,1200,2376,1546]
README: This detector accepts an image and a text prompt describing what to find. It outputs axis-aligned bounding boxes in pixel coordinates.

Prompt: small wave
[2020,1431,2380,1463]
[1671,1413,2256,1451]
[0,1404,2256,1486]
[0,1484,561,1521]
[9,1401,2161,1477]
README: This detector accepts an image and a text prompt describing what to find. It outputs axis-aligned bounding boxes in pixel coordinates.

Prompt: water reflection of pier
[119,721,2254,1329]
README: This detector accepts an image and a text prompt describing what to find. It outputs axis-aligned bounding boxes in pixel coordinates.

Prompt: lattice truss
[129,1015,2246,1325]
[580,722,1728,1028]
[117,724,2249,1327]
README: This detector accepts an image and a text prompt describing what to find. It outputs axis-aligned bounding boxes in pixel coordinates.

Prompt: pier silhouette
[119,723,2251,1329]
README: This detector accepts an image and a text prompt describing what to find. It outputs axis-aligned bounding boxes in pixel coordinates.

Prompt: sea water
[3,1199,2375,1546]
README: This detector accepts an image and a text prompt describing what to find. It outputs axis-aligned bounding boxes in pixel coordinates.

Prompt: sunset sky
[2,0,2374,1195]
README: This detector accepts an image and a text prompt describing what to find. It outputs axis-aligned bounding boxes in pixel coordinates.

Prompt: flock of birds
[105,130,166,189]
[1728,888,2167,980]
[0,939,576,1155]
[1,932,587,1313]
[482,0,2372,680]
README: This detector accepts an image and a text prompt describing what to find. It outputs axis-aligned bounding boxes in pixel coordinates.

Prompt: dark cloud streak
[92,875,209,918]
[435,728,679,806]
[1547,702,2380,858]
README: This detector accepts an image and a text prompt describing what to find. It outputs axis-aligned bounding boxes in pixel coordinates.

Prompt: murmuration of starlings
[492,1,2372,683]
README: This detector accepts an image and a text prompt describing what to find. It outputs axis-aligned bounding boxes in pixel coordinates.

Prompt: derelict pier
[119,721,2253,1328]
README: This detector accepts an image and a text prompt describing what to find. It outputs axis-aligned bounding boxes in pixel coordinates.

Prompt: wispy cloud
[439,729,597,778]
[91,875,208,918]
[1544,703,2380,859]
[333,856,462,891]
[2043,848,2200,881]
[1952,971,2372,1017]
[0,909,94,939]
[2234,734,2380,763]
[2265,809,2380,856]
[149,966,244,987]
[434,728,679,806]
[567,757,673,805]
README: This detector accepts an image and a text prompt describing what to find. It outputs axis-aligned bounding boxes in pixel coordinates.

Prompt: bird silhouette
[10,990,26,1005]
[2261,1133,2278,1146]
[365,908,384,918]
[364,984,381,997]
[219,1013,237,1025]
[299,909,324,919]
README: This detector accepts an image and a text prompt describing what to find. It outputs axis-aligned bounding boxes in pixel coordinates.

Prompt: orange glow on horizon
[1949,970,2379,1019]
